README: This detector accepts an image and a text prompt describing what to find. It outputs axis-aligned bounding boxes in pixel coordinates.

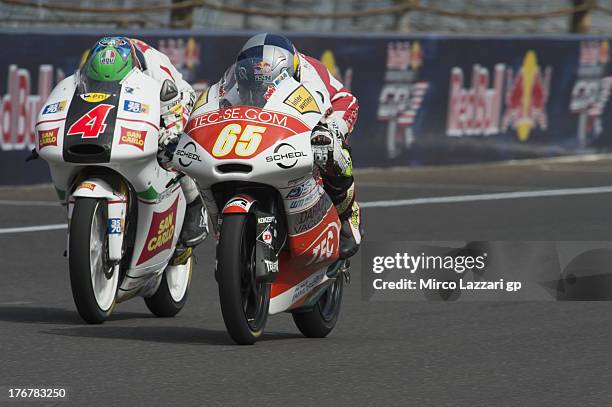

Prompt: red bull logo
[254,61,272,75]
[386,41,422,71]
[502,51,551,142]
[320,50,353,90]
[185,37,199,70]
[446,50,551,142]
[579,40,609,66]
[157,37,200,71]
[1,64,64,151]
[447,64,505,136]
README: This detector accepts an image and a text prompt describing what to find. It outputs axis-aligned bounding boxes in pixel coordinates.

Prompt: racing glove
[157,128,179,167]
[159,127,180,149]
[311,124,352,176]
[160,79,187,136]
[160,100,184,135]
[158,79,186,163]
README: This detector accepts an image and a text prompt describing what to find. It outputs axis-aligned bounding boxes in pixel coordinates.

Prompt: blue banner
[1,29,611,184]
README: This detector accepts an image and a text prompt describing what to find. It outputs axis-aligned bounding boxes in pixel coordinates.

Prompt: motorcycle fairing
[178,77,342,314]
[36,70,187,300]
[269,201,340,314]
[62,91,120,164]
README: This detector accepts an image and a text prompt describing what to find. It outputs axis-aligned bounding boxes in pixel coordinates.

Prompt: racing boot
[180,195,209,247]
[339,201,363,259]
[321,173,363,259]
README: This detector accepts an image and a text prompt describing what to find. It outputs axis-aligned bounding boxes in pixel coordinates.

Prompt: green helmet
[85,37,135,82]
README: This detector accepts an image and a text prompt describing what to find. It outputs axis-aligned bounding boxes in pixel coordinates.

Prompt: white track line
[3,186,612,232]
[0,223,67,234]
[0,199,59,206]
[537,164,612,173]
[361,185,612,208]
[359,181,533,192]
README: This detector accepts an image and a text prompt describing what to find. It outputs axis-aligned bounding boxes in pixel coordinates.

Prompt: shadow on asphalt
[43,326,303,346]
[1,305,306,345]
[0,305,152,325]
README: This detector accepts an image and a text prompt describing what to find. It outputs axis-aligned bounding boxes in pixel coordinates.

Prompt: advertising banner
[1,30,611,184]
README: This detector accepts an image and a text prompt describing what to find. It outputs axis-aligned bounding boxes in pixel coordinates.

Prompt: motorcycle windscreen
[62,80,121,164]
[217,63,323,130]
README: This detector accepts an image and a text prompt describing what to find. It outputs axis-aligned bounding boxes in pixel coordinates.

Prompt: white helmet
[234,32,300,106]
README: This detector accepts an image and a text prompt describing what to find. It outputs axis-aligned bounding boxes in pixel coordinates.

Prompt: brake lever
[166,172,185,188]
[25,148,39,162]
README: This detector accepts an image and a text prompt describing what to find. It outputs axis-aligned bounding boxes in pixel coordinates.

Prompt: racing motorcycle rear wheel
[292,275,344,338]
[217,213,270,345]
[69,198,119,324]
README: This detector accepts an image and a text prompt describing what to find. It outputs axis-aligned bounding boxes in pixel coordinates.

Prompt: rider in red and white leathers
[224,33,363,258]
[297,51,362,259]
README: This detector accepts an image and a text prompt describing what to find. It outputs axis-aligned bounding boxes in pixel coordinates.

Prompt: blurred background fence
[0,0,611,33]
[0,1,611,184]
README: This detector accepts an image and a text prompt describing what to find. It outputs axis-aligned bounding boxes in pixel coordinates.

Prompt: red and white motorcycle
[35,68,193,323]
[172,72,349,344]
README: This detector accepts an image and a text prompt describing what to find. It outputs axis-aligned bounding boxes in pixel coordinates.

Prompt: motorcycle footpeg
[325,259,351,283]
[326,259,346,279]
[343,269,351,285]
[342,259,351,284]
[25,148,39,162]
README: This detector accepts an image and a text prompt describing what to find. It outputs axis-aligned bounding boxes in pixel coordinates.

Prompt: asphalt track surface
[2,156,612,406]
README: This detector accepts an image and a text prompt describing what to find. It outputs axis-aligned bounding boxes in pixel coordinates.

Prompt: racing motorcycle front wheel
[69,198,119,324]
[217,213,270,345]
[145,255,193,317]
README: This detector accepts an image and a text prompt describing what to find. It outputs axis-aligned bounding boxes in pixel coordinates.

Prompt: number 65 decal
[212,124,266,157]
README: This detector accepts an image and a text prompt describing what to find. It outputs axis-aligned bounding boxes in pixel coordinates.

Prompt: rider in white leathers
[81,36,208,246]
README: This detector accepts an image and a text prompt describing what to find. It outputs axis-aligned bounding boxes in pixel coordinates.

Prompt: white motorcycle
[34,68,193,323]
[171,70,349,344]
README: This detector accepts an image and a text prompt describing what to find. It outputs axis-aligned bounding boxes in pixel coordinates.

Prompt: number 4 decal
[67,104,115,138]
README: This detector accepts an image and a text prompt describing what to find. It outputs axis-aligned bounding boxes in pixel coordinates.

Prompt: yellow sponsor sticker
[79,182,96,191]
[283,85,321,115]
[193,88,209,110]
[80,92,112,103]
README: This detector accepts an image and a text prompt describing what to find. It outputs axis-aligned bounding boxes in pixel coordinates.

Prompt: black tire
[292,276,344,338]
[69,198,118,324]
[145,257,193,317]
[217,214,270,345]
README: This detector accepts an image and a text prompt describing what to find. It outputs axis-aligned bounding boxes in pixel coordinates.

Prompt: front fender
[221,194,257,215]
[70,178,128,262]
[221,194,280,282]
